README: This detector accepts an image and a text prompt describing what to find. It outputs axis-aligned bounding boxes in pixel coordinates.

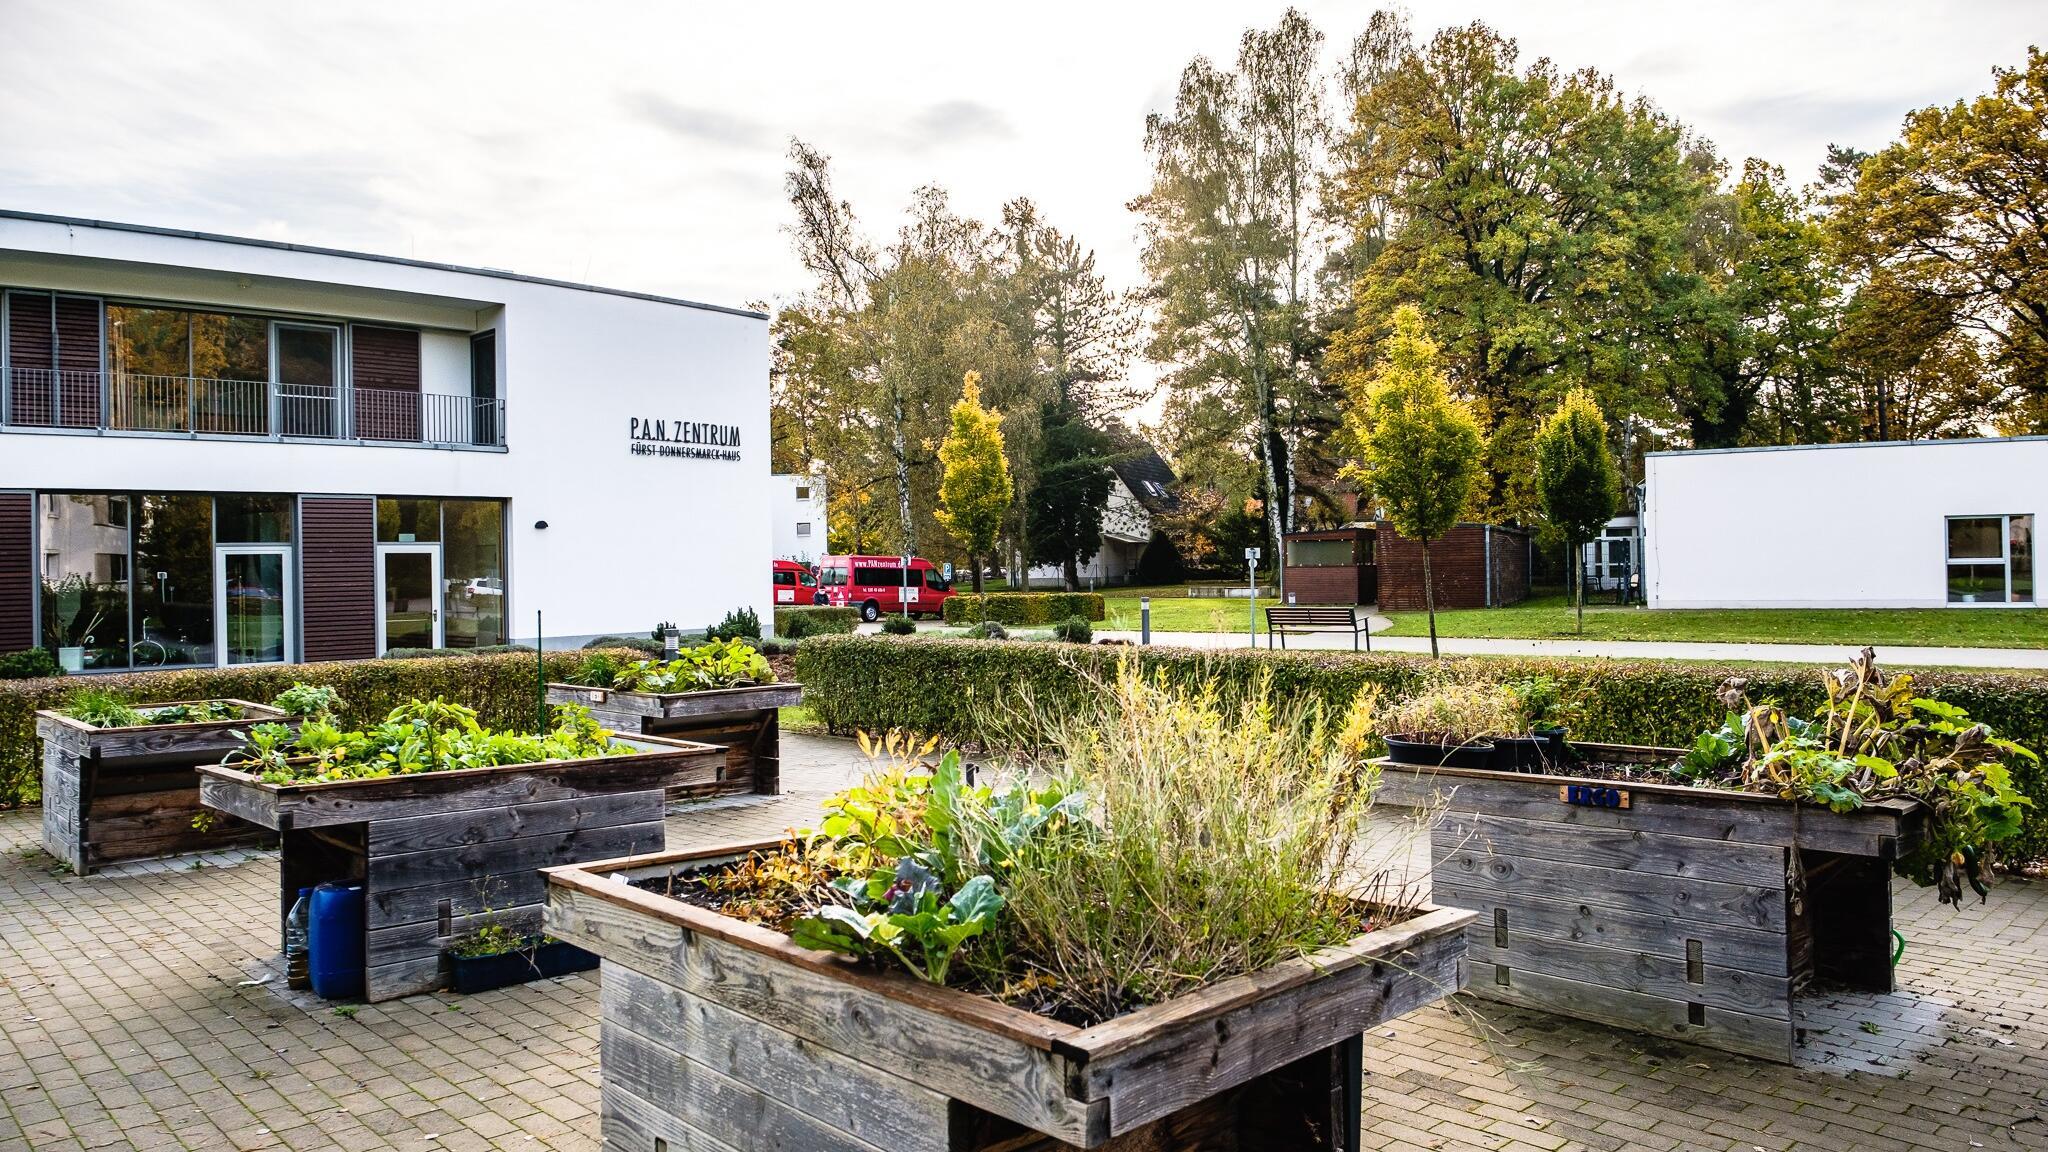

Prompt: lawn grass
[1381,592,2048,648]
[1098,584,1280,635]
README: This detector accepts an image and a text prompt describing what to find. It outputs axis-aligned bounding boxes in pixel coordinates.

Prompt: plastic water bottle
[285,888,312,990]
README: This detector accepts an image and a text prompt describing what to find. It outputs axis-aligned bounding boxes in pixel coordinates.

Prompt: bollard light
[1140,596,1151,646]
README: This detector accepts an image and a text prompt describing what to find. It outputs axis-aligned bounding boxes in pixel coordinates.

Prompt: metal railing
[2,368,504,447]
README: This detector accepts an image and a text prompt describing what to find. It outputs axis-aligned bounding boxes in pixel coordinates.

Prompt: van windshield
[799,570,818,588]
[818,567,847,587]
[924,570,951,592]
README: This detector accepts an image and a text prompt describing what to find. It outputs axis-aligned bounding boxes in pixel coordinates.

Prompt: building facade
[0,211,771,671]
[1020,449,1177,588]
[771,473,826,564]
[1643,437,2040,609]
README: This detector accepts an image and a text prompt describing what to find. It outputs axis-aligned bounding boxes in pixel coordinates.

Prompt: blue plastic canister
[307,882,365,1000]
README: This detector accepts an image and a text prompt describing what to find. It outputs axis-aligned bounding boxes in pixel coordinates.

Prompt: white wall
[1644,438,2048,609]
[419,330,470,398]
[770,474,825,563]
[0,214,773,646]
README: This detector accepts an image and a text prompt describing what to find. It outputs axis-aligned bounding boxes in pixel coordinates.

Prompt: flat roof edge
[0,209,768,321]
[1647,434,2048,459]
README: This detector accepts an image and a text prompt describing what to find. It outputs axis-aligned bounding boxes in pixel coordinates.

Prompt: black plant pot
[1490,727,1575,773]
[1382,734,1496,770]
[448,940,599,995]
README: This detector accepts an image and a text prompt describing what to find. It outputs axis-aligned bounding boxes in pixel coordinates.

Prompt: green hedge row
[941,592,1107,626]
[774,606,860,638]
[792,636,2048,861]
[0,649,623,808]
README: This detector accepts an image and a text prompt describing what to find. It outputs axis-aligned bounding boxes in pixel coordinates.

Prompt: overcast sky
[1,1,2038,328]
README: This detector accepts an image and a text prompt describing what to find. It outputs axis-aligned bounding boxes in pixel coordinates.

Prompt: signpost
[1245,547,1262,649]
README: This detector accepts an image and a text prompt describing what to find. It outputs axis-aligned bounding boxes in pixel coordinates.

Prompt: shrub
[963,620,1009,640]
[0,649,61,681]
[0,649,634,808]
[383,644,535,659]
[708,607,763,642]
[792,636,2048,861]
[880,616,918,636]
[1051,615,1093,644]
[774,606,859,639]
[940,591,1106,626]
[583,635,664,655]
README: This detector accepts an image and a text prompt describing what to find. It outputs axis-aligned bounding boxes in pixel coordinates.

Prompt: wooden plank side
[602,1080,746,1152]
[546,881,1103,1147]
[1437,811,1788,886]
[366,792,663,855]
[1081,926,1465,1137]
[368,819,668,894]
[220,756,708,828]
[368,866,550,930]
[1463,932,1791,1018]
[1432,880,1791,977]
[366,954,445,1004]
[604,1006,939,1152]
[1431,841,1789,932]
[198,773,286,831]
[602,967,951,1152]
[1463,961,1795,1064]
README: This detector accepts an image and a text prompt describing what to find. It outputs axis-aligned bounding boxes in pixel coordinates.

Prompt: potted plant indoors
[1376,650,2035,1062]
[198,698,724,1002]
[546,637,801,798]
[36,687,299,873]
[1377,679,1519,770]
[546,667,1474,1151]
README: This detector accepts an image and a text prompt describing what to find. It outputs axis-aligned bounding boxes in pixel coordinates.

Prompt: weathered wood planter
[544,680,800,799]
[1376,743,1925,1063]
[37,700,293,873]
[544,839,1476,1151]
[198,733,725,1002]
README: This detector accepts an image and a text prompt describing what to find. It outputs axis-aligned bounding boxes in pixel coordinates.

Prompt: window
[134,494,214,667]
[818,566,847,587]
[924,569,951,592]
[796,521,812,537]
[216,494,293,544]
[795,485,811,500]
[378,498,443,543]
[1947,514,2034,604]
[1286,538,1356,567]
[774,571,796,586]
[40,494,131,669]
[799,569,818,588]
[853,566,901,587]
[443,499,507,648]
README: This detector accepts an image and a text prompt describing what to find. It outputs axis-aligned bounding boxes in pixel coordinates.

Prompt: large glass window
[378,498,442,543]
[217,494,294,544]
[443,499,506,648]
[133,495,214,668]
[1286,538,1357,567]
[39,494,131,670]
[1947,514,2035,604]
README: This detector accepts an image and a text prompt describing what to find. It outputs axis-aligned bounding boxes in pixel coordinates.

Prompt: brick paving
[2,733,2044,1151]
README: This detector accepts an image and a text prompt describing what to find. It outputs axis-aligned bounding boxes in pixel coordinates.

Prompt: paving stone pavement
[2,732,2044,1152]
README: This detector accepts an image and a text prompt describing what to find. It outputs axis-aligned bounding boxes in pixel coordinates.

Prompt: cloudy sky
[1,0,2038,322]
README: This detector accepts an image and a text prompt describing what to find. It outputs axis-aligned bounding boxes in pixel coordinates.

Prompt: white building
[1643,437,2040,609]
[0,210,771,670]
[1022,450,1177,588]
[771,473,826,564]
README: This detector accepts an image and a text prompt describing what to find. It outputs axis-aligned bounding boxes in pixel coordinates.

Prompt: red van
[772,559,825,607]
[815,554,955,621]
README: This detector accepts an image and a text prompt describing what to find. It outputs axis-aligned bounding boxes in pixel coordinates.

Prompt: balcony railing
[2,368,505,447]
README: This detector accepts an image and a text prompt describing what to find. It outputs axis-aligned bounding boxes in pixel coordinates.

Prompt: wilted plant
[1378,678,1519,746]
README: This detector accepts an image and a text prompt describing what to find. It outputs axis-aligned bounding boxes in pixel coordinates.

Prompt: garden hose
[1891,929,1906,967]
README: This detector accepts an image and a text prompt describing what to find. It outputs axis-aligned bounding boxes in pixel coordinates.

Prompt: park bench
[1264,604,1373,651]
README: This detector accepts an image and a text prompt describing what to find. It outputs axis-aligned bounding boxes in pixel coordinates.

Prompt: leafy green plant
[707,607,762,643]
[273,683,343,721]
[880,616,917,636]
[1050,616,1092,644]
[62,688,144,729]
[141,700,241,725]
[224,700,625,785]
[607,639,775,693]
[565,651,622,688]
[448,920,534,959]
[775,606,859,639]
[1505,676,1564,731]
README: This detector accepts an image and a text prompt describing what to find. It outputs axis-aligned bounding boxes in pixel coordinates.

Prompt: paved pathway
[1096,629,2048,670]
[2,733,2045,1151]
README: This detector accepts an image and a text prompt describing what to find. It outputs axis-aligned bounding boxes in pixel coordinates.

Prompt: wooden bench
[1264,605,1372,651]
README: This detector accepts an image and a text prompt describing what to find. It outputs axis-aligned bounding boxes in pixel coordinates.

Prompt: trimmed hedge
[383,644,536,659]
[0,649,633,808]
[774,606,860,638]
[793,635,2048,861]
[941,592,1107,626]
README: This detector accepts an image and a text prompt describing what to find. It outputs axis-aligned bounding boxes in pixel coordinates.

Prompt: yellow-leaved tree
[936,371,1012,595]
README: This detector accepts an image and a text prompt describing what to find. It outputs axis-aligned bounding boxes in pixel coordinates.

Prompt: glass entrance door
[377,545,442,652]
[214,547,293,665]
[274,323,340,437]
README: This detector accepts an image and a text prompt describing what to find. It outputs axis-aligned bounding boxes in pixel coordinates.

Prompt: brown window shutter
[0,493,32,653]
[54,296,102,427]
[351,326,421,441]
[6,293,55,426]
[300,497,377,661]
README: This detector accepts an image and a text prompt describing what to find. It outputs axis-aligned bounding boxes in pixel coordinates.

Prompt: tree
[1344,306,1482,656]
[1534,388,1622,634]
[1025,404,1116,590]
[935,372,1012,594]
[1827,48,2048,429]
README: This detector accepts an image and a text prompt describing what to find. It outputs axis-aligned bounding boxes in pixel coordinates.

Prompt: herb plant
[605,639,775,693]
[223,700,625,785]
[272,683,343,721]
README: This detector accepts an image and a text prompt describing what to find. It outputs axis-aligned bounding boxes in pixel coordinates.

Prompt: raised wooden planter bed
[198,733,726,1002]
[1376,743,1925,1063]
[544,680,800,799]
[37,700,293,874]
[544,838,1476,1151]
